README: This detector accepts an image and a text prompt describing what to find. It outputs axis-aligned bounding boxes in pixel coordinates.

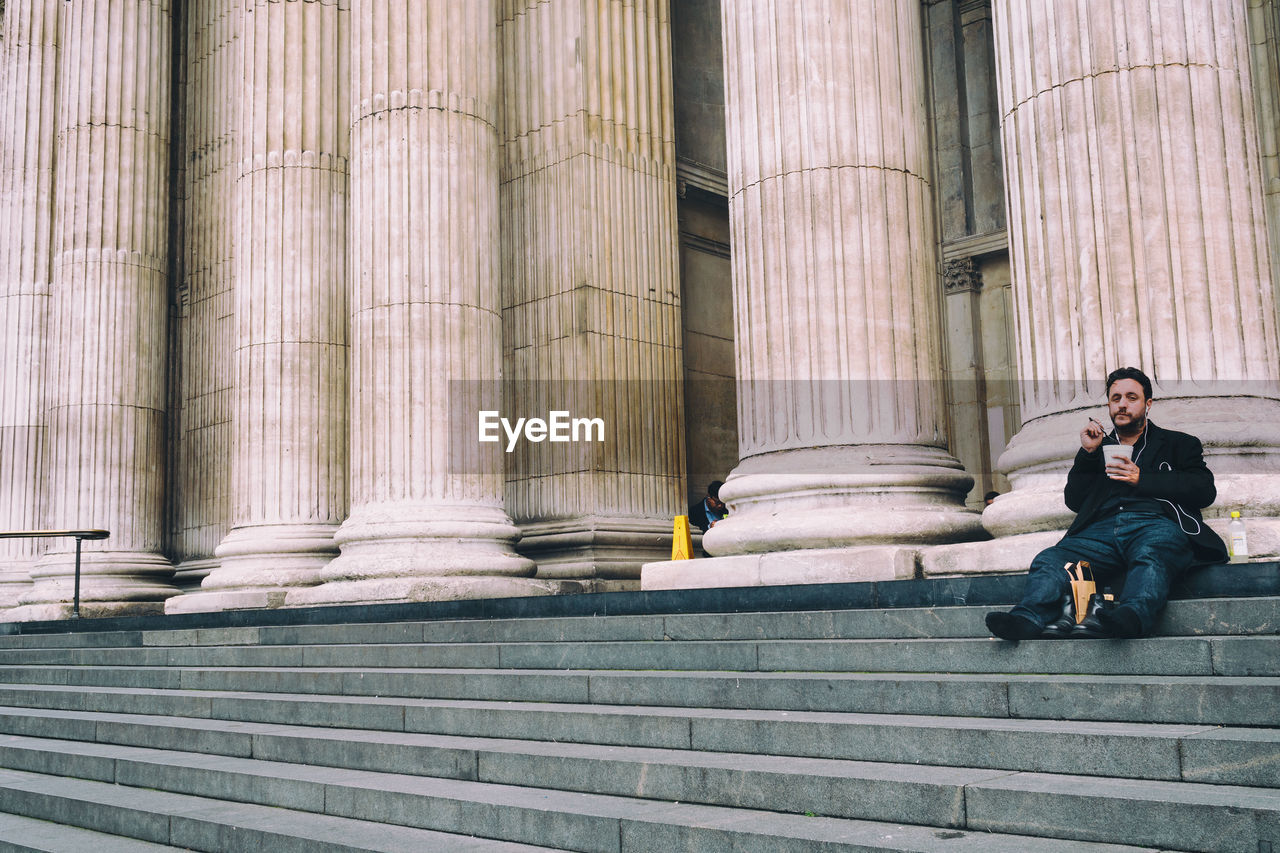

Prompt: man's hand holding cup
[1102,443,1138,483]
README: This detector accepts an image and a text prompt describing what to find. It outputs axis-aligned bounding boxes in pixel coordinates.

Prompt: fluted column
[701,0,982,568]
[290,0,542,606]
[500,0,685,585]
[0,1,61,607]
[985,0,1280,560]
[167,0,238,592]
[14,0,179,620]
[171,0,349,613]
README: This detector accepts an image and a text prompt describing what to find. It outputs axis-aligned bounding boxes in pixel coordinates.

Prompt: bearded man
[986,367,1228,641]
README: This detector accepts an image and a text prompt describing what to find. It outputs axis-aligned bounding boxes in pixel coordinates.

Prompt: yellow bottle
[1227,511,1248,563]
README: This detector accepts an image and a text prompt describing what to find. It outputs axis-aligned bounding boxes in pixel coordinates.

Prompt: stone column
[0,1,60,607]
[170,0,349,613]
[941,258,994,507]
[167,0,238,593]
[13,0,179,620]
[289,0,543,606]
[500,0,685,587]
[983,0,1280,563]
[668,0,983,583]
[1248,0,1280,323]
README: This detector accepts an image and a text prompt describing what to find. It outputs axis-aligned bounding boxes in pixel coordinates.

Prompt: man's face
[707,495,726,512]
[1107,378,1150,431]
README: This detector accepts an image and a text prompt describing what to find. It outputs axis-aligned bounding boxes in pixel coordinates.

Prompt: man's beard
[1112,409,1147,436]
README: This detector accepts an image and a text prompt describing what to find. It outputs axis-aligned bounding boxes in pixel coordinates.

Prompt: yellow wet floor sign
[672,515,693,560]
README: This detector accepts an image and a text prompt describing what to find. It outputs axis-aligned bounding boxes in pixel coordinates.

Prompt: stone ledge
[0,561,1273,638]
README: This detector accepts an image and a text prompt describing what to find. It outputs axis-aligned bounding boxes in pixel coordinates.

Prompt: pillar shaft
[705,0,981,561]
[290,0,541,605]
[987,0,1280,556]
[169,0,238,591]
[172,0,350,613]
[0,1,60,607]
[500,0,685,584]
[17,0,179,618]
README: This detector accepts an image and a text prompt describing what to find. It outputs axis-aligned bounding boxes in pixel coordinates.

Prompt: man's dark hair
[983,491,1000,502]
[707,480,723,499]
[1105,367,1153,400]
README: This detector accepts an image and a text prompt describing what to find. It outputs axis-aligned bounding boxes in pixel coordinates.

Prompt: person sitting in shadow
[688,480,728,534]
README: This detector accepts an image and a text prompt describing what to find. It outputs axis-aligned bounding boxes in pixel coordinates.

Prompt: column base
[0,555,35,609]
[704,446,986,555]
[290,502,540,606]
[641,545,921,590]
[209,523,340,585]
[18,551,178,613]
[165,524,340,614]
[517,516,673,583]
[171,557,218,593]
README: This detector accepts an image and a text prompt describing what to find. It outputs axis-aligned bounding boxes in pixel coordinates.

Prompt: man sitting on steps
[986,367,1229,641]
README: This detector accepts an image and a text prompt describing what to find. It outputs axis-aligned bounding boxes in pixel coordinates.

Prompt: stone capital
[943,257,984,294]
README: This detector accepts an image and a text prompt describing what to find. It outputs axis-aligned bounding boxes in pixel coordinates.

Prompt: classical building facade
[0,0,1277,619]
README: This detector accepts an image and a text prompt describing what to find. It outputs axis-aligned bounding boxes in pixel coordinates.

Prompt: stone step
[0,586,1273,851]
[0,767,564,852]
[0,734,1236,852]
[0,700,1274,791]
[2,561,1273,647]
[0,664,1276,725]
[0,595,1273,651]
[0,633,1274,677]
[0,811,187,853]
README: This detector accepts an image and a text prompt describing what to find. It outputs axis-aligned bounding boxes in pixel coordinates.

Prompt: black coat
[688,499,715,533]
[1064,421,1228,564]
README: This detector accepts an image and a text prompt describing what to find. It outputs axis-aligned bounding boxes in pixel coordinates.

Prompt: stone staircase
[0,568,1276,852]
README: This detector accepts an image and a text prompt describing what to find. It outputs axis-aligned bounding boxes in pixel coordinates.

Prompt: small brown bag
[1066,561,1096,624]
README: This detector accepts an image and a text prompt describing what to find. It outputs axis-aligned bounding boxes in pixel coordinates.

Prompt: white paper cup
[1102,443,1133,472]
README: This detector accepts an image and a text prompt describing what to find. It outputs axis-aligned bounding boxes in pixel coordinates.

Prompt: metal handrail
[0,529,110,619]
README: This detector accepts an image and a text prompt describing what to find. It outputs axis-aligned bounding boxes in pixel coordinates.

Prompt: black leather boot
[1070,593,1113,638]
[985,611,1042,641]
[1098,604,1144,639]
[1039,590,1076,638]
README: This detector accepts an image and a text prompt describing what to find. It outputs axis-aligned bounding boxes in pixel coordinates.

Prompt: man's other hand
[1106,456,1140,484]
[1081,420,1105,452]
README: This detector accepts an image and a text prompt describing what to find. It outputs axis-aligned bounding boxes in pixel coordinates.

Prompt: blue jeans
[1012,510,1193,634]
